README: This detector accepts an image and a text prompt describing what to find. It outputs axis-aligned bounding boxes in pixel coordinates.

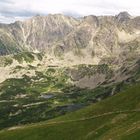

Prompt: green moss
[4,57,13,66]
[36,53,43,61]
[13,52,35,63]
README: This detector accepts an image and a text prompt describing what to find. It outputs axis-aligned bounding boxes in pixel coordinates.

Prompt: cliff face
[0,12,139,65]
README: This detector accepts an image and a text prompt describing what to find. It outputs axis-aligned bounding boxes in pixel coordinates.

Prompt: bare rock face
[0,12,139,66]
[83,15,99,28]
[116,11,131,23]
[8,14,79,51]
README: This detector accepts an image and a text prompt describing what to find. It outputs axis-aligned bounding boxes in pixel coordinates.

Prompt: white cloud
[0,0,140,23]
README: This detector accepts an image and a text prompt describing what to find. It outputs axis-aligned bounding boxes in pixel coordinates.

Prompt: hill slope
[0,83,140,140]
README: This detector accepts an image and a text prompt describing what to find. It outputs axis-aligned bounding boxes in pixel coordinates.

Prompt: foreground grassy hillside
[0,83,140,140]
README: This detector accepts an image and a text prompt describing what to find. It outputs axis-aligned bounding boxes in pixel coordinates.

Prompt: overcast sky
[0,0,140,23]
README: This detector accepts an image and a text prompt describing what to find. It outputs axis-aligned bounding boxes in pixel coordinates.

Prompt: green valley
[0,83,140,140]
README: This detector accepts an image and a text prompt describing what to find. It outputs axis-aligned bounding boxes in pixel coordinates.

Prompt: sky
[0,0,140,23]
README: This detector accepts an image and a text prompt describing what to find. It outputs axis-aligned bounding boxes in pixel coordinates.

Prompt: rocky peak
[116,11,131,22]
[83,15,99,27]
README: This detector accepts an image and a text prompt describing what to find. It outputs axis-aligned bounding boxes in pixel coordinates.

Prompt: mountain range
[0,12,139,62]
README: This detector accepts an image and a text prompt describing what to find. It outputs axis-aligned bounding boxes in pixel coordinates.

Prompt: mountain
[0,12,139,64]
[0,14,79,55]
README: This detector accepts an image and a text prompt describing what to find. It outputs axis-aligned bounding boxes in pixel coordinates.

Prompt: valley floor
[0,83,140,140]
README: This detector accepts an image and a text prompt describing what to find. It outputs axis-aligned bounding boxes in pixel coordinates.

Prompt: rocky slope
[0,12,139,63]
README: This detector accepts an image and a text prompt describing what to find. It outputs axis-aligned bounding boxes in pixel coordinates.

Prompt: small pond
[40,94,54,99]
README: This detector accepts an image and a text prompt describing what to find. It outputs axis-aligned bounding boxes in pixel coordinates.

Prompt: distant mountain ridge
[0,12,139,66]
